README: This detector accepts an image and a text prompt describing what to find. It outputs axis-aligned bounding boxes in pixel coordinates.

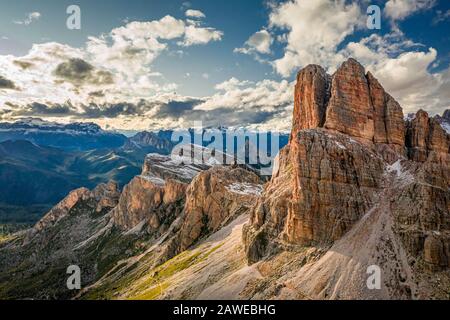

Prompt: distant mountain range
[0,118,127,151]
[0,118,288,224]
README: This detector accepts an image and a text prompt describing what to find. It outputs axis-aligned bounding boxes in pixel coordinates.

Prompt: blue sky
[0,0,449,131]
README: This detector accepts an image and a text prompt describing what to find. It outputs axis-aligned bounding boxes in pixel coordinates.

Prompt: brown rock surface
[424,236,448,271]
[32,181,119,234]
[324,58,375,142]
[406,110,450,163]
[178,166,262,251]
[244,130,384,263]
[291,58,406,159]
[291,64,330,140]
[244,58,450,286]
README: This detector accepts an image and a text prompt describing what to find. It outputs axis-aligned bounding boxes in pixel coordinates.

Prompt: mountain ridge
[0,58,449,300]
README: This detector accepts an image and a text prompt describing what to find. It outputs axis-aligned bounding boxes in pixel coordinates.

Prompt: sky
[0,0,449,132]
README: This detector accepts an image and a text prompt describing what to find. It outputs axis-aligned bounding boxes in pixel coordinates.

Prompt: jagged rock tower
[244,58,450,299]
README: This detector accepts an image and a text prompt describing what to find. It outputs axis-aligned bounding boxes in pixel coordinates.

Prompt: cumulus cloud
[13,12,41,25]
[0,14,224,112]
[249,0,448,116]
[2,75,294,131]
[54,58,114,86]
[179,25,223,46]
[185,9,206,19]
[13,60,34,70]
[384,0,436,23]
[269,0,363,77]
[0,75,17,90]
[235,29,273,56]
[190,77,294,130]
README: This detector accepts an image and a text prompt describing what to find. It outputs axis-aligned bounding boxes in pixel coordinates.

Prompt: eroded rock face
[244,130,384,263]
[244,58,450,280]
[291,65,330,139]
[112,175,187,232]
[406,110,450,163]
[178,166,262,251]
[32,181,119,235]
[291,58,406,159]
[324,59,376,142]
[111,151,217,233]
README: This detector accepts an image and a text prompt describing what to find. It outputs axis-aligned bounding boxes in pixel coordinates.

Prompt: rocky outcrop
[31,181,119,236]
[291,58,406,160]
[178,166,262,251]
[111,151,219,232]
[244,130,384,263]
[244,57,450,285]
[406,110,450,163]
[291,65,330,139]
[111,175,186,232]
[324,59,376,142]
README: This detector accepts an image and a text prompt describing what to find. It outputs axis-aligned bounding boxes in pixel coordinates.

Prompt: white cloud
[179,25,223,46]
[0,14,224,112]
[258,0,448,116]
[14,12,41,25]
[202,73,209,79]
[235,30,273,55]
[269,0,363,77]
[214,77,253,91]
[195,78,292,111]
[185,9,206,19]
[385,0,436,23]
[432,9,450,25]
[343,33,448,115]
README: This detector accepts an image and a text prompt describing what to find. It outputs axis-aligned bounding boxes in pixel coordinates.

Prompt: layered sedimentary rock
[244,57,450,281]
[112,153,194,232]
[244,130,384,263]
[324,59,376,142]
[178,166,262,251]
[291,65,330,139]
[406,110,450,163]
[291,58,406,159]
[31,181,119,236]
[111,175,186,232]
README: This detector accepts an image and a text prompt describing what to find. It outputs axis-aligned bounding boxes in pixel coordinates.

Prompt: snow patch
[335,141,346,150]
[386,160,403,177]
[385,160,414,184]
[226,182,263,196]
[139,174,166,186]
[440,121,450,134]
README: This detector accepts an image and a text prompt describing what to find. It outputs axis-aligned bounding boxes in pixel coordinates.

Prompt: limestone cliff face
[406,110,450,163]
[324,59,376,142]
[244,57,450,280]
[291,65,330,139]
[291,58,406,160]
[111,151,263,263]
[111,176,186,233]
[31,181,119,236]
[178,166,262,251]
[244,130,384,263]
[111,154,192,232]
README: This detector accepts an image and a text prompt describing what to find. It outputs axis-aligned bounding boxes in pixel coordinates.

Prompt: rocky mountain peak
[443,109,450,121]
[293,58,406,149]
[292,58,450,163]
[291,64,330,139]
[244,58,450,298]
